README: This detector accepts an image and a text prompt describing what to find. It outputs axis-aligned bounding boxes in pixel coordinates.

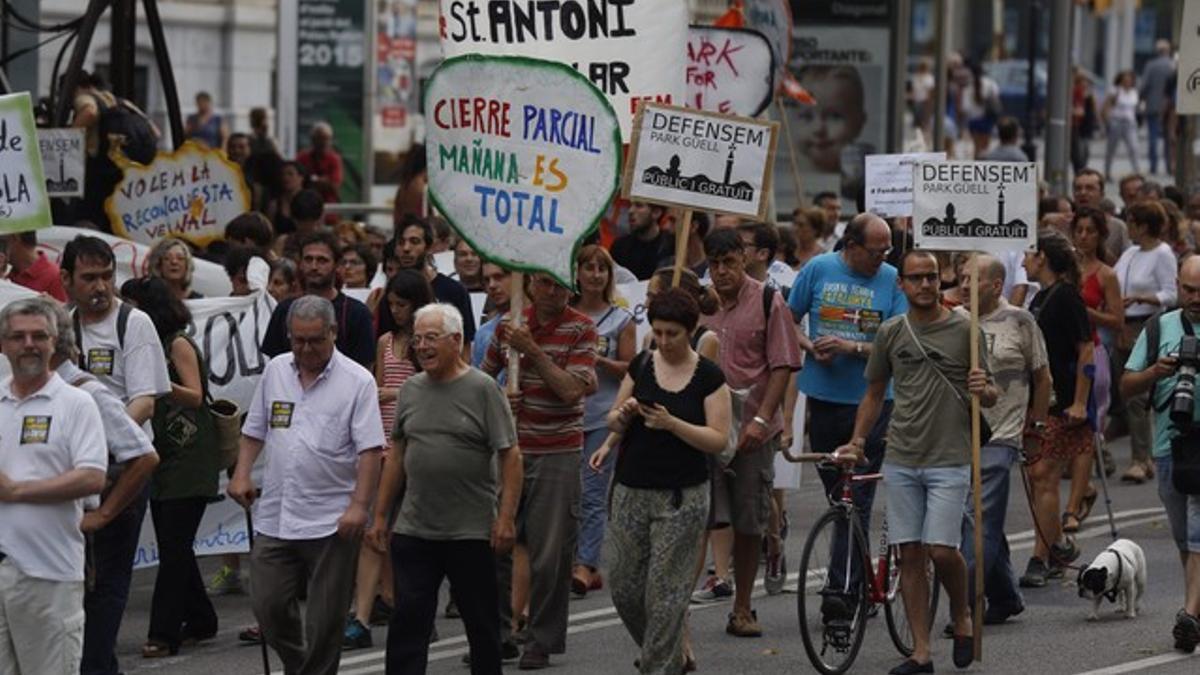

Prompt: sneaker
[369,596,393,626]
[821,594,854,624]
[208,565,244,596]
[764,553,786,596]
[237,625,263,643]
[1051,538,1080,565]
[518,644,550,670]
[983,603,1024,625]
[343,618,372,650]
[726,609,763,637]
[691,576,733,604]
[1018,558,1048,588]
[1174,610,1200,653]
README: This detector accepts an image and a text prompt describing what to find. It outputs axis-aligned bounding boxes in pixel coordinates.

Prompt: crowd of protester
[4,70,1200,675]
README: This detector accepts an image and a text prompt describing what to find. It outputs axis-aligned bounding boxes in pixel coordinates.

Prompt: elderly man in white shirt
[229,295,384,675]
[0,298,107,675]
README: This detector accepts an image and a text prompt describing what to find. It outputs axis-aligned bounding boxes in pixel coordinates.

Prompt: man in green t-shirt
[1121,255,1200,653]
[836,250,997,674]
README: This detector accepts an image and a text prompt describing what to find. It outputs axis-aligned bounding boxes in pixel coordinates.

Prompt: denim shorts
[883,462,971,547]
[1155,456,1200,553]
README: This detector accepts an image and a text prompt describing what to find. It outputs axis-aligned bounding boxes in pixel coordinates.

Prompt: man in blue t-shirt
[787,213,907,594]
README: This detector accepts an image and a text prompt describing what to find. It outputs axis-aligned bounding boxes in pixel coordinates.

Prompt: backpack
[94,94,158,164]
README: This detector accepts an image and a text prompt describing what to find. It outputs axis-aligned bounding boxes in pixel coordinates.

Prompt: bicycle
[793,453,940,675]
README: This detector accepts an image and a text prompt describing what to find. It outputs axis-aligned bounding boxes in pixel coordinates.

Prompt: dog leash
[1101,548,1125,603]
[1016,456,1086,572]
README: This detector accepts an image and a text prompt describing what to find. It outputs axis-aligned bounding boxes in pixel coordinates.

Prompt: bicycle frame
[824,460,887,605]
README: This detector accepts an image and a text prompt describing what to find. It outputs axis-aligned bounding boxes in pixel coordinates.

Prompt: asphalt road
[110,434,1200,675]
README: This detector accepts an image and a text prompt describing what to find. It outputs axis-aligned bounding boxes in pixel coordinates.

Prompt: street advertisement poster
[424,55,622,287]
[297,0,367,202]
[1177,0,1200,114]
[437,0,688,140]
[37,128,85,198]
[745,0,792,88]
[686,26,775,117]
[912,160,1038,254]
[0,92,52,232]
[623,102,779,220]
[373,0,420,184]
[864,151,945,218]
[105,140,251,248]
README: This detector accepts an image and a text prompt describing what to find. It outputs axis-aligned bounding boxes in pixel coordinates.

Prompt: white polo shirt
[75,301,171,438]
[242,351,385,540]
[0,373,106,582]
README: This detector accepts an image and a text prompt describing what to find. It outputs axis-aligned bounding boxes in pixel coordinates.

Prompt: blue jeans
[1147,113,1165,174]
[82,487,149,675]
[577,427,613,569]
[809,398,892,591]
[960,444,1023,612]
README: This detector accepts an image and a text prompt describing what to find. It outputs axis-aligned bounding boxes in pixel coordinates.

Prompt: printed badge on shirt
[20,416,52,444]
[270,401,295,429]
[87,348,115,376]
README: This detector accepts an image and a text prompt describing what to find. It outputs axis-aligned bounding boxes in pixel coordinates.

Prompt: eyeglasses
[290,335,331,348]
[3,331,52,343]
[901,272,940,285]
[412,332,453,346]
[857,243,892,259]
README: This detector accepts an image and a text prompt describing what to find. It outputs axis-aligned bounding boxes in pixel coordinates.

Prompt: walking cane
[244,506,273,675]
[1092,431,1120,541]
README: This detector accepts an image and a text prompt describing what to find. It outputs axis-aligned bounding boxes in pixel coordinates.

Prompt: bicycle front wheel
[797,508,870,675]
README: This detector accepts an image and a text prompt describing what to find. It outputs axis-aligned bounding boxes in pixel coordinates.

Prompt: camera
[1170,336,1200,426]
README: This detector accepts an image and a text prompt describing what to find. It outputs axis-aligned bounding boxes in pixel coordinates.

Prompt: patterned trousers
[608,483,708,675]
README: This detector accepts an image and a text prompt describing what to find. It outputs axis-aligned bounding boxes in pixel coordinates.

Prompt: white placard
[424,55,622,287]
[1177,0,1200,115]
[912,161,1038,254]
[37,129,85,198]
[686,26,775,117]
[0,92,52,232]
[437,0,688,140]
[864,151,946,218]
[623,102,778,219]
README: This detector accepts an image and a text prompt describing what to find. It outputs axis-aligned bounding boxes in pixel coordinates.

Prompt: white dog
[1077,539,1147,621]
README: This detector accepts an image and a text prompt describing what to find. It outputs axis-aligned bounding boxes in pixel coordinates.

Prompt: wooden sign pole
[507,272,524,394]
[775,96,804,205]
[671,210,694,288]
[969,260,984,661]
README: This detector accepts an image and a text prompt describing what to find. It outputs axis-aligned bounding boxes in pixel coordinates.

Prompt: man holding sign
[835,250,997,674]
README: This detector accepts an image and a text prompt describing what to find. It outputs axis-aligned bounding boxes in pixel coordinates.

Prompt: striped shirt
[483,306,597,455]
[378,332,417,450]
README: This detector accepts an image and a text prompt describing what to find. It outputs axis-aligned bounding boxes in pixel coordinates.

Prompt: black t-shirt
[1030,282,1092,416]
[616,350,725,490]
[611,229,674,281]
[260,292,377,369]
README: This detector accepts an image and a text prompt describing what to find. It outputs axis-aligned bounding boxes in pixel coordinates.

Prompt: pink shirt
[703,275,802,437]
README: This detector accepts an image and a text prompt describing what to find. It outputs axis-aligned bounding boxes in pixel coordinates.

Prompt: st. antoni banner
[912,160,1038,254]
[0,92,52,233]
[686,26,775,117]
[623,102,778,220]
[37,128,86,198]
[105,140,251,248]
[424,55,622,287]
[437,0,688,140]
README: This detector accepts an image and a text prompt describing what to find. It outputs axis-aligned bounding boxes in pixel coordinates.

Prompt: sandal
[1062,511,1081,534]
[142,640,175,658]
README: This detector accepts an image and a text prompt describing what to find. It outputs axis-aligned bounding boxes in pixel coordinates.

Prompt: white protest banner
[37,225,234,297]
[686,26,775,117]
[744,0,792,89]
[864,151,945,218]
[0,92,52,233]
[437,0,688,139]
[424,55,622,286]
[38,129,86,198]
[623,102,778,220]
[912,161,1037,254]
[105,140,251,248]
[1177,0,1200,115]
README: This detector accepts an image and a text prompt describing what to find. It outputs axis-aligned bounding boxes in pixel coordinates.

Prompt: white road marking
[319,507,1166,675]
[1071,650,1200,674]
